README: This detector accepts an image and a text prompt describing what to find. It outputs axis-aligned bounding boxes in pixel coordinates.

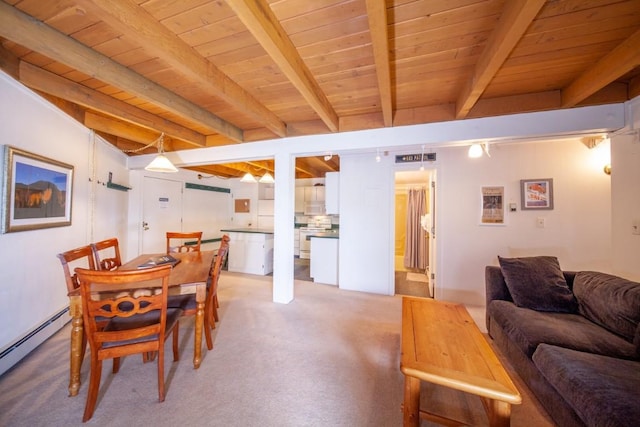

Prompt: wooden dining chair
[75,265,182,422]
[206,235,230,327]
[91,237,122,271]
[166,231,202,253]
[167,235,229,350]
[57,245,97,368]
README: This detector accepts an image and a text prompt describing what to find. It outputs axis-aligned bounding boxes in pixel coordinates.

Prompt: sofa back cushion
[498,256,578,313]
[573,271,640,344]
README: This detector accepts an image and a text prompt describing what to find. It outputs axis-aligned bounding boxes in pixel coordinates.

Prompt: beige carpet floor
[0,272,554,426]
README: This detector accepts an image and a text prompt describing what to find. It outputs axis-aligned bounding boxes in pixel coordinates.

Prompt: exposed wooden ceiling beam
[562,28,640,108]
[0,1,243,142]
[85,112,164,146]
[365,0,393,127]
[455,0,546,119]
[77,0,286,138]
[18,61,206,147]
[188,164,246,179]
[226,0,340,132]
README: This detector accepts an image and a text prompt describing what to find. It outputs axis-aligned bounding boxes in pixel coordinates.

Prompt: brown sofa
[485,256,640,427]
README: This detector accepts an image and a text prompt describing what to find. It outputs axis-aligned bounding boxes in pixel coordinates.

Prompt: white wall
[434,138,613,305]
[0,72,129,371]
[125,168,234,257]
[339,152,395,294]
[611,97,640,280]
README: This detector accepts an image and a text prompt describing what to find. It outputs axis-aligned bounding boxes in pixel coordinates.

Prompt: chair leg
[112,357,120,374]
[204,312,213,350]
[83,356,102,422]
[157,349,165,402]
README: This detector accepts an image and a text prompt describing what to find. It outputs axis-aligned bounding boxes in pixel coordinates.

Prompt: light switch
[536,217,546,228]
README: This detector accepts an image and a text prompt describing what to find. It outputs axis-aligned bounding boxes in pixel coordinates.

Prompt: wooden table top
[121,250,215,287]
[401,297,521,405]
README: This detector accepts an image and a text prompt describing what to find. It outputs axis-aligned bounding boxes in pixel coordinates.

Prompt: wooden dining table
[66,250,215,397]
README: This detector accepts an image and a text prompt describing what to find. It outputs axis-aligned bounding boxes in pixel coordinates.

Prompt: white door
[142,177,183,253]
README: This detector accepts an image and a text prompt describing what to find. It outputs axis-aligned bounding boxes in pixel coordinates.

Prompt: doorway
[394,170,434,297]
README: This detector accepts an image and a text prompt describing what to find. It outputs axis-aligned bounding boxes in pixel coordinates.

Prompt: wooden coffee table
[401,297,521,426]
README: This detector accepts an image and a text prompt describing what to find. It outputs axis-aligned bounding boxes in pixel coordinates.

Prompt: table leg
[68,296,83,397]
[482,397,511,427]
[403,376,420,426]
[193,287,205,368]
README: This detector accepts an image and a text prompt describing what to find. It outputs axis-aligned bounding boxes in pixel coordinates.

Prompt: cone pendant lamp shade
[145,153,178,173]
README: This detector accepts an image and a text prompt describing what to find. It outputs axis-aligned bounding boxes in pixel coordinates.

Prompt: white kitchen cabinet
[310,236,338,285]
[295,187,305,213]
[324,172,339,214]
[304,186,325,202]
[226,231,274,275]
[294,228,300,256]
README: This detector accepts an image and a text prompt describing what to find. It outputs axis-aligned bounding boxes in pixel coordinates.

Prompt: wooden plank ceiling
[1,0,639,178]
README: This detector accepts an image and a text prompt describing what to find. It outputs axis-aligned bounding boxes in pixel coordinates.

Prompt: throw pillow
[573,271,640,344]
[497,256,578,313]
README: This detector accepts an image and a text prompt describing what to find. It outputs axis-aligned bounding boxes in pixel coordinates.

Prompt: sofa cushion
[533,344,640,427]
[488,300,638,360]
[498,256,578,312]
[573,271,640,344]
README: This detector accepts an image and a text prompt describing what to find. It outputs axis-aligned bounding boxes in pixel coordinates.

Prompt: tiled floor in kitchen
[294,257,311,281]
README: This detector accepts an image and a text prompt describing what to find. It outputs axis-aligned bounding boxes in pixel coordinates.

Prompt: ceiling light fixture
[324,152,333,161]
[259,172,275,183]
[144,133,178,173]
[240,172,257,183]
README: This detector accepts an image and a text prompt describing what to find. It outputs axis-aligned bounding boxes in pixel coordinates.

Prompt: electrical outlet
[536,217,546,228]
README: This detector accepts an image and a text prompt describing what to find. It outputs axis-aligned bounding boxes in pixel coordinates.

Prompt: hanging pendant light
[259,172,275,183]
[144,133,178,173]
[240,172,257,183]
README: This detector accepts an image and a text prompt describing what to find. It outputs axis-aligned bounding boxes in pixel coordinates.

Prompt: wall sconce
[468,142,490,158]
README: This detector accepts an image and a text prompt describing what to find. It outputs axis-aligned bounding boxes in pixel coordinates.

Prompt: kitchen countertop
[306,232,339,239]
[221,228,274,234]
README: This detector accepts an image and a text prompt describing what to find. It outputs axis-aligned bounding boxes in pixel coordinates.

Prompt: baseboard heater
[0,307,69,377]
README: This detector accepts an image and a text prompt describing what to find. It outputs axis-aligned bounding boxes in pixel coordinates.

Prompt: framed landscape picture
[2,146,74,233]
[520,178,554,210]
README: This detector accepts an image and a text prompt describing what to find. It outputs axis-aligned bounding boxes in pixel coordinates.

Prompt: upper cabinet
[325,172,339,214]
[304,186,325,202]
[295,187,305,212]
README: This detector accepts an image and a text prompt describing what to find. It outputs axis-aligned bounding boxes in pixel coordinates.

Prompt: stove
[299,217,332,259]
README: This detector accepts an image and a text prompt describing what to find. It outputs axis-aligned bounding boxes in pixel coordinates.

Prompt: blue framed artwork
[2,146,74,233]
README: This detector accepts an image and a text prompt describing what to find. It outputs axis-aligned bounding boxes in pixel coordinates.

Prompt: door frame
[392,166,439,298]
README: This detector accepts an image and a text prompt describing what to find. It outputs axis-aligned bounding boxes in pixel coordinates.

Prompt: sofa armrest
[485,266,512,332]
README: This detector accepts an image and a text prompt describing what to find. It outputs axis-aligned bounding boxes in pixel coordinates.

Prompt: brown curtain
[404,188,428,270]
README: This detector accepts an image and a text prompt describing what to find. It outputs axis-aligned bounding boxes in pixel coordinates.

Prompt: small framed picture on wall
[480,186,505,225]
[520,178,554,210]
